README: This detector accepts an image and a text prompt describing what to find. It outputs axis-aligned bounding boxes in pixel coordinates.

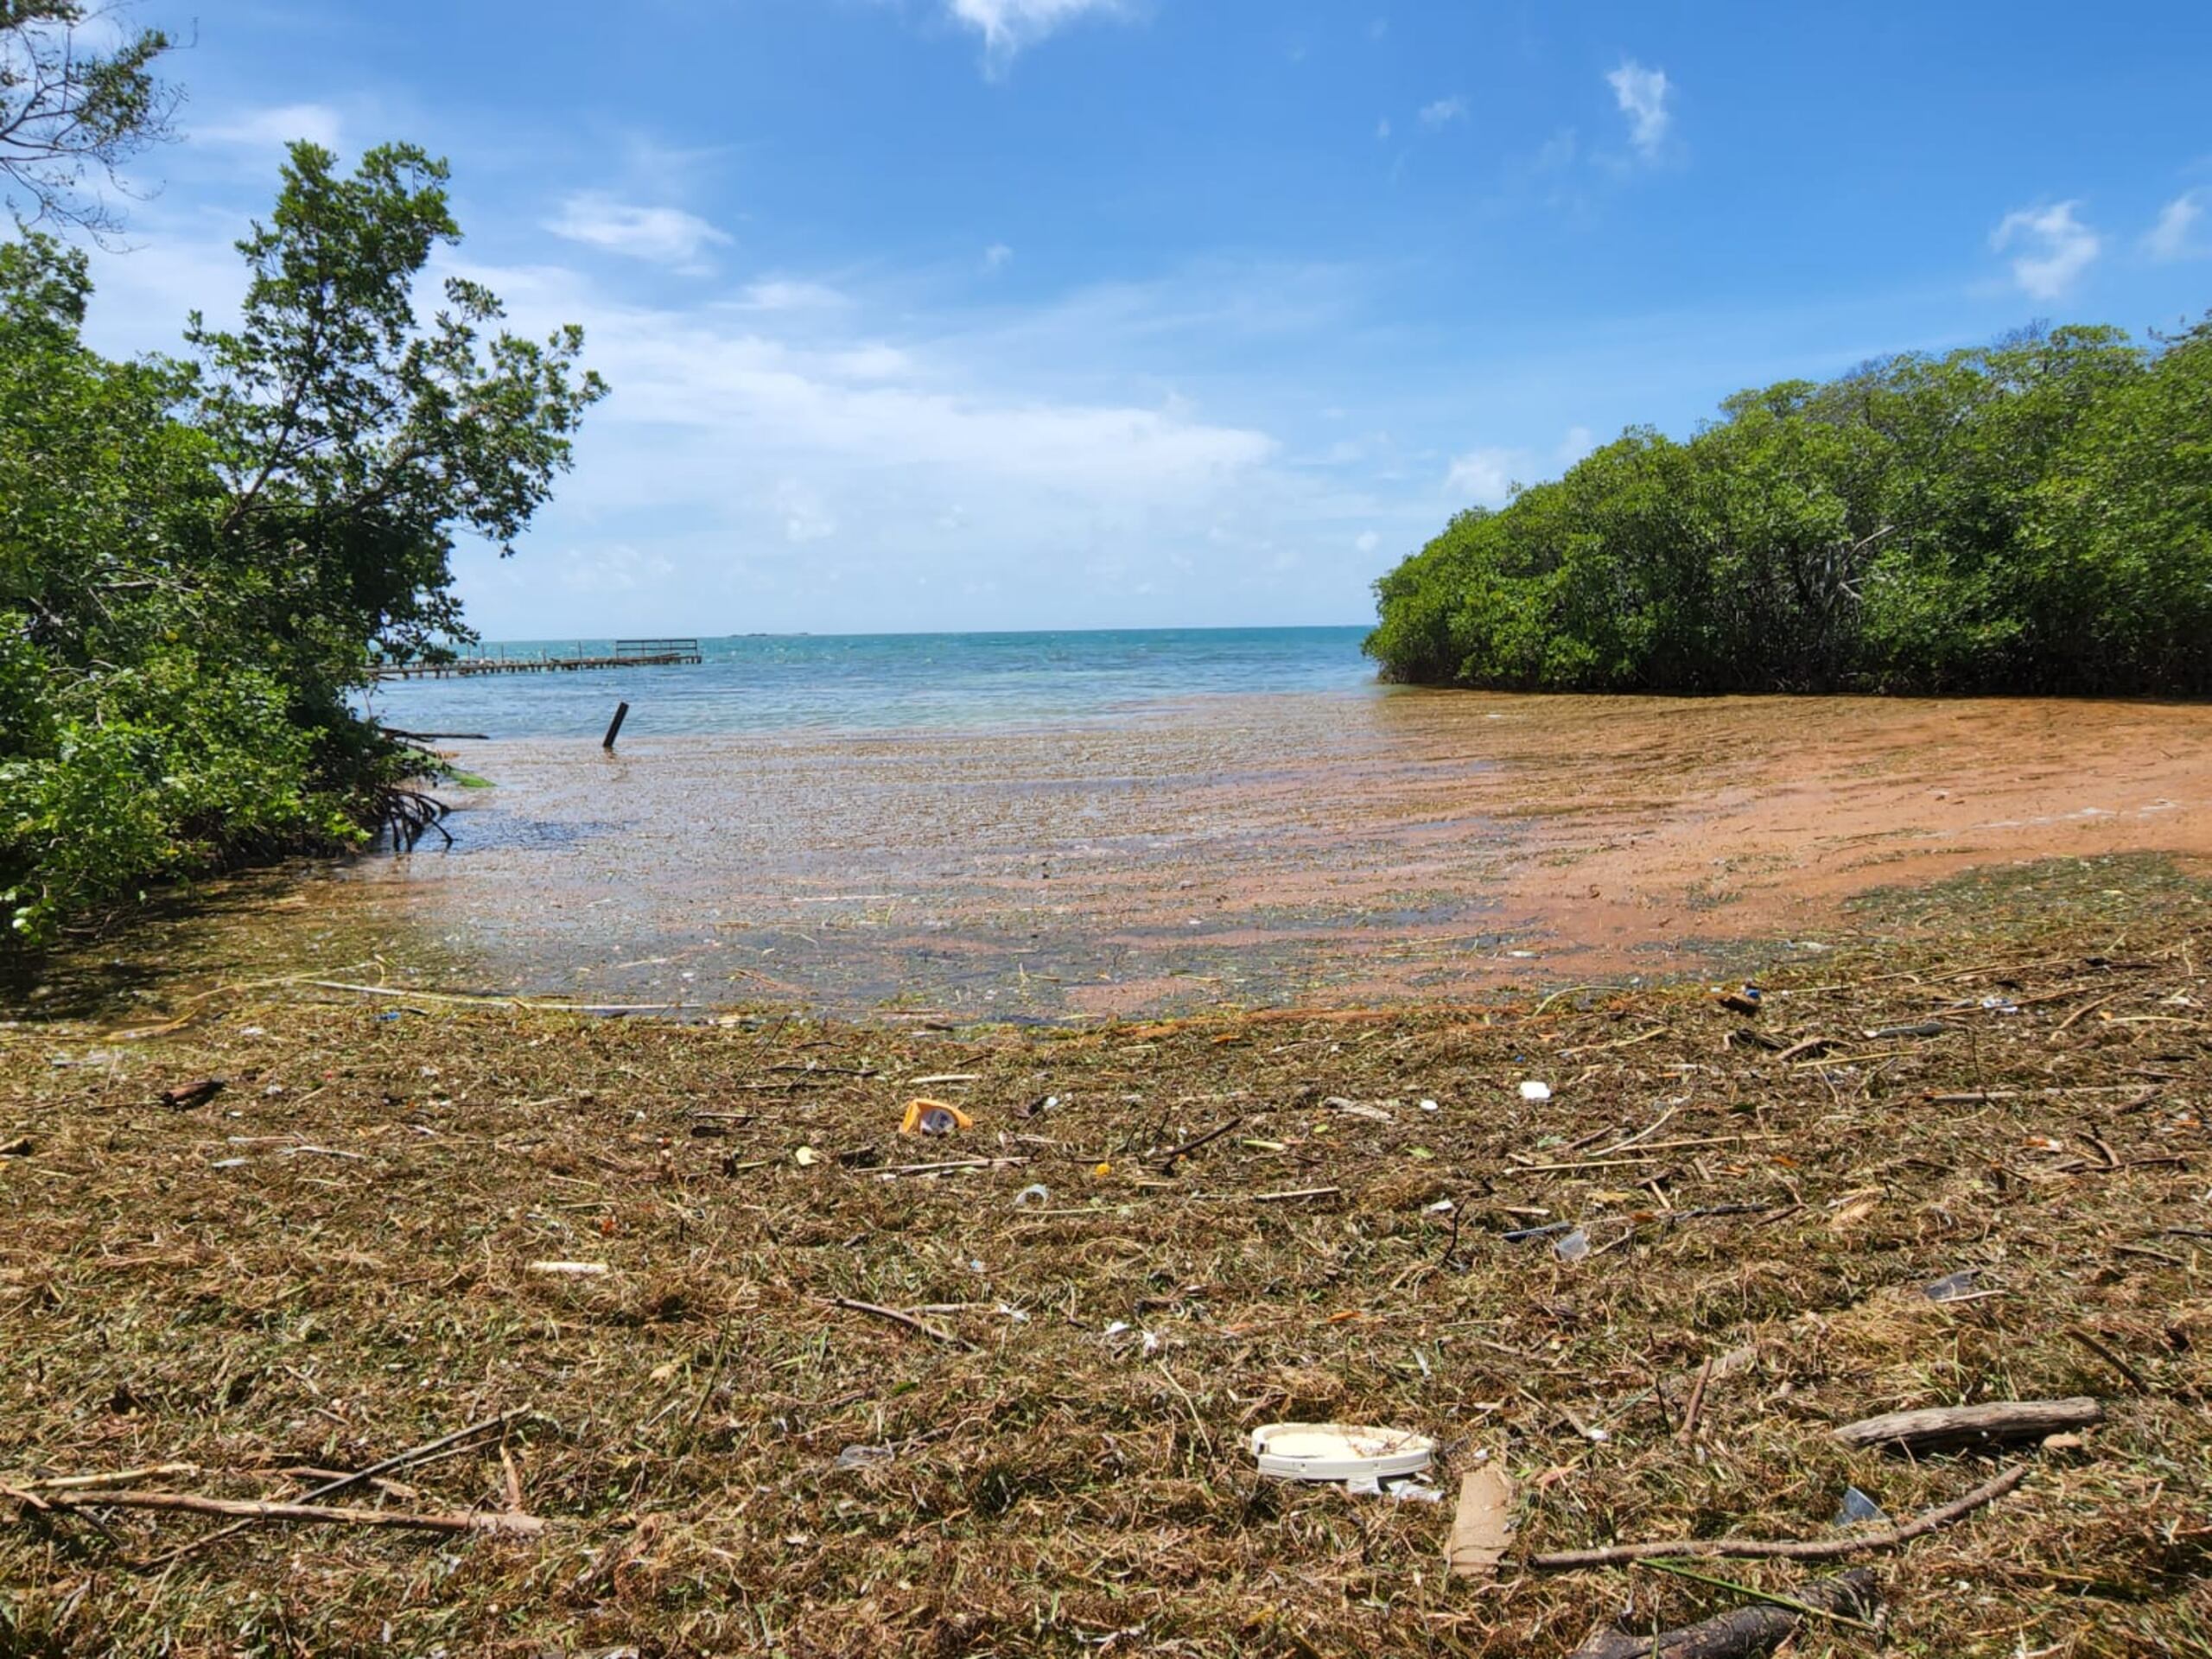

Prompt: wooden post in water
[602,701,630,751]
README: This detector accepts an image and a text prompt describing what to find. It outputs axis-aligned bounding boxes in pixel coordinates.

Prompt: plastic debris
[1519,1080,1552,1103]
[899,1097,973,1135]
[834,1443,894,1471]
[1716,983,1764,1014]
[1835,1484,1889,1527]
[1923,1268,1979,1302]
[1552,1227,1590,1262]
[1011,1183,1052,1208]
[1419,1098,1440,1113]
[1251,1423,1436,1484]
[1503,1220,1573,1242]
[1980,995,2022,1014]
[526,1261,610,1276]
[793,1146,820,1166]
[1866,1020,1947,1039]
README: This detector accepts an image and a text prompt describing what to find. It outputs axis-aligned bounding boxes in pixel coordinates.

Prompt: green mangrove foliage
[1,143,605,947]
[1366,321,2212,695]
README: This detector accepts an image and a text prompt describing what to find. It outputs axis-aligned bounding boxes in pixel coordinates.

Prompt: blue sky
[70,0,2212,636]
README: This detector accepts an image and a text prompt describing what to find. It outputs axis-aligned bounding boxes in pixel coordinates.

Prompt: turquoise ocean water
[363,625,1378,739]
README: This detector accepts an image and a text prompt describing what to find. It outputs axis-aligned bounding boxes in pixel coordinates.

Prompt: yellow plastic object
[899,1097,974,1135]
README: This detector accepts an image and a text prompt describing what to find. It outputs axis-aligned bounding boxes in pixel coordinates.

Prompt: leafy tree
[186,140,607,703]
[1,143,605,947]
[1365,318,2206,697]
[1,2,179,236]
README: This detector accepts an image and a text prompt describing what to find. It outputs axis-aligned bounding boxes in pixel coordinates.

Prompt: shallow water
[38,632,2212,1024]
[325,677,2212,1021]
[363,626,1376,739]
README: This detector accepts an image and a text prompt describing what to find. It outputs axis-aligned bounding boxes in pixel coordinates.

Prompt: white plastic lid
[1250,1422,1436,1483]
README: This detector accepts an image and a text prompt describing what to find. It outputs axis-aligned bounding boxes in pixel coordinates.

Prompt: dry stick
[1676,1356,1716,1446]
[1634,1558,1879,1633]
[1529,1464,2026,1569]
[1149,1116,1243,1170]
[13,1464,201,1492]
[827,1296,979,1352]
[143,1407,531,1569]
[2065,1326,2152,1395]
[24,1491,543,1537]
[2055,992,2126,1033]
[1597,1103,1681,1154]
[1571,1567,1881,1658]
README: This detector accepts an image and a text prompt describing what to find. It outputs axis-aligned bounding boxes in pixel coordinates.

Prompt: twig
[1149,1116,1242,1170]
[11,1464,201,1492]
[1633,1558,1879,1631]
[1529,1464,2026,1568]
[1192,1185,1342,1204]
[1676,1356,1715,1446]
[1569,1567,1881,1658]
[143,1407,531,1568]
[1596,1105,1681,1152]
[20,1490,543,1536]
[2055,992,2126,1033]
[2064,1326,2152,1395]
[826,1296,979,1351]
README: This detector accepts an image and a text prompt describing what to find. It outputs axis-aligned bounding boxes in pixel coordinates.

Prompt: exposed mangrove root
[378,785,452,852]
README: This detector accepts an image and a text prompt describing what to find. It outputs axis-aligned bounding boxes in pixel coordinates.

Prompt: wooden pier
[369,639,704,681]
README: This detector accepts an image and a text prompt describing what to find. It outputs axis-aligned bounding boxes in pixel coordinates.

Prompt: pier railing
[368,639,705,680]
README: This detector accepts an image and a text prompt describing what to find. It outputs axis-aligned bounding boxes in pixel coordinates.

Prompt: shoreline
[4,863,2205,1656]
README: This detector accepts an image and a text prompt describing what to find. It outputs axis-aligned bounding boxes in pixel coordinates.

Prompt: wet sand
[287,689,2212,1019]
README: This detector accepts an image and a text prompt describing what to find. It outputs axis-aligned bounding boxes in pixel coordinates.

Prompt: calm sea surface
[364,626,1378,738]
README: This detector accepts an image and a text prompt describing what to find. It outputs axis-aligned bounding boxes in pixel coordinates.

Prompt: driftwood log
[1568,1568,1879,1659]
[1832,1397,2101,1454]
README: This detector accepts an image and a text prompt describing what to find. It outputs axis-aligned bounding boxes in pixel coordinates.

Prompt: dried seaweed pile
[3,887,2209,1656]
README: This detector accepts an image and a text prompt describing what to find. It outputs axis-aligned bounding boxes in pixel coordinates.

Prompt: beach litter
[1446,1463,1516,1579]
[1011,1183,1051,1208]
[899,1098,972,1135]
[1922,1268,1979,1302]
[1251,1424,1437,1499]
[1552,1227,1591,1262]
[1834,1484,1888,1527]
[1519,1080,1552,1102]
[1715,982,1764,1014]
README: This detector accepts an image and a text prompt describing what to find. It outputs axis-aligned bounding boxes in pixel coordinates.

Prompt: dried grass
[2,861,2208,1656]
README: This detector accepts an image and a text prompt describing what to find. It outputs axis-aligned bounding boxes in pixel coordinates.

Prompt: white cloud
[1419,96,1469,130]
[544,192,732,272]
[1445,427,1595,508]
[1991,200,2102,300]
[732,278,849,311]
[770,479,838,543]
[947,0,1130,70]
[2145,188,2209,261]
[982,242,1014,272]
[1354,530,1380,554]
[1606,60,1671,159]
[194,102,345,153]
[1376,117,1391,142]
[1445,447,1519,506]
